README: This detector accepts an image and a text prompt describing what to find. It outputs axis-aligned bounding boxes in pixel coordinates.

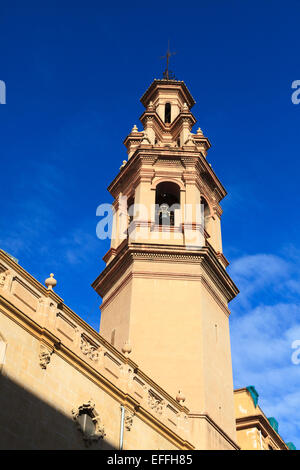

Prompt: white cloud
[228,254,291,308]
[230,251,300,448]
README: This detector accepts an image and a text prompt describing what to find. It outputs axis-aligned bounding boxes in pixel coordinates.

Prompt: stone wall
[0,251,192,450]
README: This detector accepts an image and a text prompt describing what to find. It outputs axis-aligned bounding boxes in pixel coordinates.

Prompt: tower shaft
[93,79,239,448]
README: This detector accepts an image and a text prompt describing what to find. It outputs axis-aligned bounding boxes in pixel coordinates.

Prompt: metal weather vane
[161,41,176,80]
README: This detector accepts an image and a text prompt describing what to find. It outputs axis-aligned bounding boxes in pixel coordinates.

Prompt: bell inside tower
[155,181,180,226]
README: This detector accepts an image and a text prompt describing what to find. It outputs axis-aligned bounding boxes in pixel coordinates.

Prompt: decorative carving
[124,409,135,431]
[184,132,196,147]
[155,158,183,167]
[39,344,53,369]
[147,101,154,111]
[148,393,165,415]
[80,335,100,362]
[72,400,105,446]
[0,269,11,290]
[0,273,6,288]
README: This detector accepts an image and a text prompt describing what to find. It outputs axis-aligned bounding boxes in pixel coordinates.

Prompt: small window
[77,412,96,438]
[72,400,105,445]
[201,197,210,236]
[127,197,134,226]
[164,103,171,123]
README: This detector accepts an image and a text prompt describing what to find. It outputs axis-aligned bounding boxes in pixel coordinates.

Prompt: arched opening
[127,196,134,226]
[155,181,180,226]
[201,197,211,235]
[72,401,105,444]
[77,410,96,438]
[164,102,171,123]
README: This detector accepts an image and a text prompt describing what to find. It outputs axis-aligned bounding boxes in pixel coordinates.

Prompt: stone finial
[122,340,132,357]
[120,160,127,170]
[131,125,138,133]
[176,390,186,404]
[45,273,57,290]
[197,127,204,135]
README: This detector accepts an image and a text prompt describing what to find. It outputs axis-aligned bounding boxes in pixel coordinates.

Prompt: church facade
[0,78,292,450]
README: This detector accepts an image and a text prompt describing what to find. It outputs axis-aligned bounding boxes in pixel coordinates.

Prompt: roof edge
[140,79,196,108]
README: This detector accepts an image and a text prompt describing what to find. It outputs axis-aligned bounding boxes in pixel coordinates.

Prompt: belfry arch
[164,102,171,123]
[200,196,212,237]
[155,181,180,226]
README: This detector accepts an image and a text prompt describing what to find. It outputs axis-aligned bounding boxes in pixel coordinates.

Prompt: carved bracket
[39,344,54,369]
[124,409,135,431]
[148,392,165,415]
[0,269,11,291]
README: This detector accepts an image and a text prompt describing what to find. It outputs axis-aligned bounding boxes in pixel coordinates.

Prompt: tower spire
[161,40,176,80]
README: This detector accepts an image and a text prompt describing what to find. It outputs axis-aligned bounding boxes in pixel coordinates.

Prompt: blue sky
[1,0,300,448]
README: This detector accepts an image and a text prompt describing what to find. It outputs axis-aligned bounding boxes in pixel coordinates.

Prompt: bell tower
[92,78,239,448]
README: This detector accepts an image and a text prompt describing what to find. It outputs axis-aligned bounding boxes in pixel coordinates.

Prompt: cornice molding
[0,250,62,304]
[140,79,196,109]
[107,148,226,204]
[92,242,238,302]
[236,415,288,450]
[100,269,230,317]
